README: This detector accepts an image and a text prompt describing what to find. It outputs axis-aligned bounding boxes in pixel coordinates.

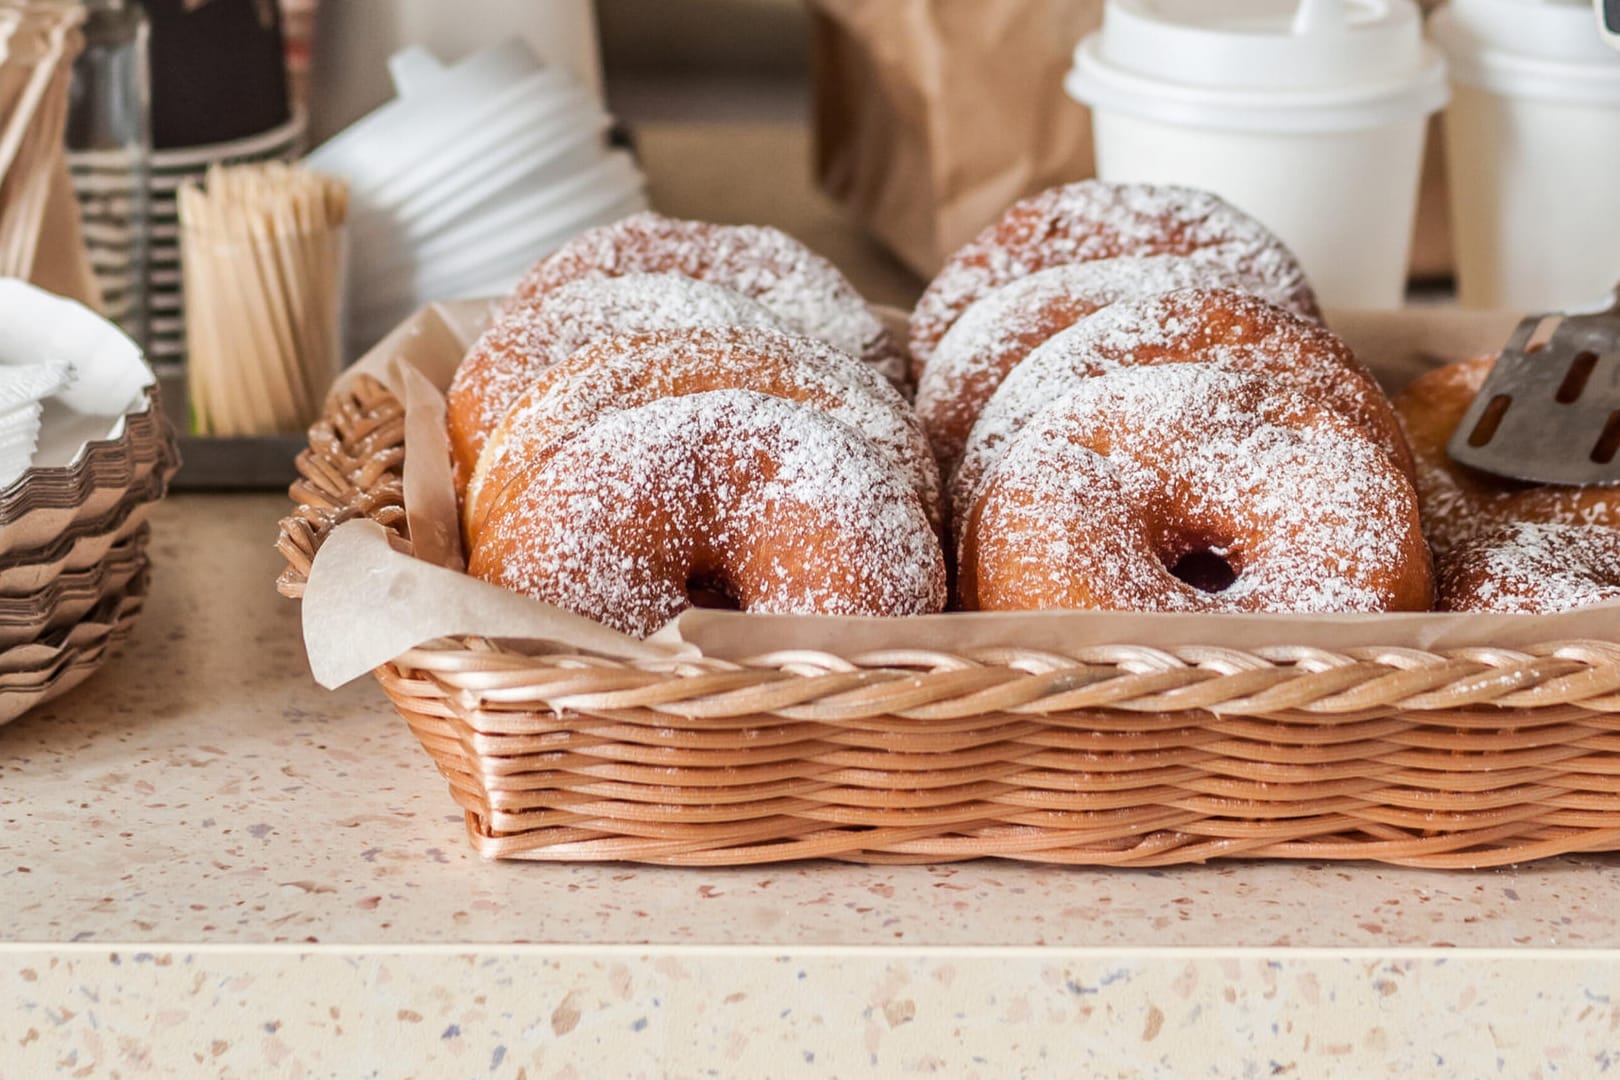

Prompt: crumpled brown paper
[297,300,1617,690]
[809,0,1102,277]
[810,0,1457,282]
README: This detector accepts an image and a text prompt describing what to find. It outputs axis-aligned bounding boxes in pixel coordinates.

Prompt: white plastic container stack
[1066,0,1448,309]
[307,40,648,355]
[1429,0,1620,310]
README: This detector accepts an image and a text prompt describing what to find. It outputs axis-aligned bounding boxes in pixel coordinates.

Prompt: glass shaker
[65,0,151,357]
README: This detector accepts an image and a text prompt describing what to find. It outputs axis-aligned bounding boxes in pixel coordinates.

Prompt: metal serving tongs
[1447,283,1620,486]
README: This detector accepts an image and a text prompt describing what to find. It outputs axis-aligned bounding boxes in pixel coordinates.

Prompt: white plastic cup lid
[1429,0,1620,103]
[1068,0,1449,131]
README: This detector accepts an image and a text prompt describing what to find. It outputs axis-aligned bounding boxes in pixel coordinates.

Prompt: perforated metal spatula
[1447,284,1620,486]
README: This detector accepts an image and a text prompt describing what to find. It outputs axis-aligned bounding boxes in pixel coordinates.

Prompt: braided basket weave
[278,374,1620,868]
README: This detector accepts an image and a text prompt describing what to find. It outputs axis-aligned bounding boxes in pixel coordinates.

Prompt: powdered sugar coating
[1395,356,1620,557]
[910,180,1320,376]
[446,273,785,481]
[916,254,1316,478]
[960,365,1431,614]
[1439,522,1620,613]
[464,325,943,542]
[951,288,1410,523]
[505,211,904,383]
[469,390,946,637]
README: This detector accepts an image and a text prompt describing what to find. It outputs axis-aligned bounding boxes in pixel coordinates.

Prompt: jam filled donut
[469,390,947,636]
[951,288,1413,522]
[464,325,942,545]
[1438,522,1620,614]
[915,254,1317,479]
[504,210,905,384]
[1395,356,1620,557]
[446,273,784,489]
[957,365,1432,614]
[908,180,1319,379]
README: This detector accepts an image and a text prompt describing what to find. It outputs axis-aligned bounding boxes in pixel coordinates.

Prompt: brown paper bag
[0,2,99,308]
[810,0,1102,278]
[811,0,1456,284]
[28,155,101,307]
[1409,1,1453,282]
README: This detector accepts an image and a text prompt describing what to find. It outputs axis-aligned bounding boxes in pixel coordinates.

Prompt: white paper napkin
[0,279,153,475]
[0,361,72,488]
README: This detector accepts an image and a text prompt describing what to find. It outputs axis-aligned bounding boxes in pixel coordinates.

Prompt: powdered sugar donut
[446,273,786,488]
[951,289,1411,522]
[1438,522,1620,613]
[504,211,904,384]
[464,326,942,544]
[909,180,1319,380]
[916,254,1319,478]
[469,390,946,636]
[1395,356,1620,557]
[957,365,1432,614]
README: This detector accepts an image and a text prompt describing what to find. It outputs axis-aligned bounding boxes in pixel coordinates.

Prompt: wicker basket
[278,375,1620,868]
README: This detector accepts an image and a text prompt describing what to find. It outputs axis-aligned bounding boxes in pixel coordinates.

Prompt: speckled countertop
[6,127,1620,1077]
[7,498,1620,955]
[5,499,1620,1078]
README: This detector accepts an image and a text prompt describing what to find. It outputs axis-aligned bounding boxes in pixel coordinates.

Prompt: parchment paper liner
[0,466,164,595]
[299,300,1619,691]
[0,577,141,676]
[0,527,143,631]
[0,566,146,725]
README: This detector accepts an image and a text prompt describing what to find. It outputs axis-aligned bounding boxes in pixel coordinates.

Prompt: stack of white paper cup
[1430,0,1620,310]
[1067,0,1448,309]
[306,40,647,355]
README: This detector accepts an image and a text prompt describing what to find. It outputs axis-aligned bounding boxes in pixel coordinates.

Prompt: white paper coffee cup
[1430,0,1620,311]
[1067,0,1448,309]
